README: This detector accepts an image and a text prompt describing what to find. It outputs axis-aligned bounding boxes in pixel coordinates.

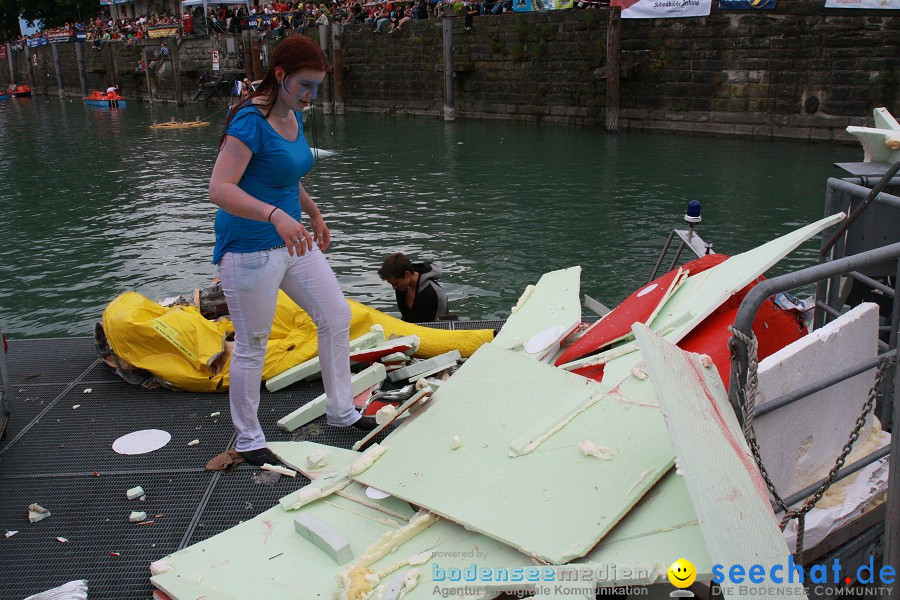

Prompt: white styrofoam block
[387,350,460,382]
[755,303,880,498]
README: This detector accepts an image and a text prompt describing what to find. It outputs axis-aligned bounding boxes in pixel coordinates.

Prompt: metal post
[331,23,344,115]
[170,36,184,106]
[885,258,900,573]
[605,6,621,132]
[5,43,14,84]
[822,189,850,326]
[74,41,88,97]
[442,18,454,122]
[815,183,843,329]
[50,43,64,98]
[648,231,677,283]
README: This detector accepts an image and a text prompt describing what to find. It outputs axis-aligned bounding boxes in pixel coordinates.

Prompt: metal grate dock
[0,321,505,600]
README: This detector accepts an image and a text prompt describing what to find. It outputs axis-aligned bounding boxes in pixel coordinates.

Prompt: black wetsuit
[396,263,449,323]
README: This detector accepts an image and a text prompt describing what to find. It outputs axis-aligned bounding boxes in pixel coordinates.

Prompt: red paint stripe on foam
[263,519,274,544]
[685,360,773,510]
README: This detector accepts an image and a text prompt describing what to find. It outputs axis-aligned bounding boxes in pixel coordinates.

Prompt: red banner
[0,45,6,60]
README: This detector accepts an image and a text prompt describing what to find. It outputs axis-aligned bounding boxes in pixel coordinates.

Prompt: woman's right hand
[271,209,314,256]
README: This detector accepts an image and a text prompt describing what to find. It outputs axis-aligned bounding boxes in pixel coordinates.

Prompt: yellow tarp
[102,291,493,392]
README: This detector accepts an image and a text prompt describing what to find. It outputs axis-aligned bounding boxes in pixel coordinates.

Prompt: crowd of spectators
[194,0,606,37]
[9,0,607,48]
[9,13,183,48]
[187,1,449,37]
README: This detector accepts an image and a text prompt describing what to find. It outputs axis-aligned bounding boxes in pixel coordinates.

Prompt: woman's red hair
[219,35,328,148]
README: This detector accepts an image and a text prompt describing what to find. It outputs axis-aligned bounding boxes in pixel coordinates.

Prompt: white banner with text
[825,0,898,8]
[612,0,712,18]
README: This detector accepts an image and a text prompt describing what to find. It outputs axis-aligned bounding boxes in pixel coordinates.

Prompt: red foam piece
[679,296,805,392]
[350,344,413,364]
[556,254,730,367]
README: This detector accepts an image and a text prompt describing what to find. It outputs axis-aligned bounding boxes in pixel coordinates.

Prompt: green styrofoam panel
[633,324,807,600]
[350,343,674,564]
[647,213,844,345]
[152,472,711,600]
[151,495,397,600]
[492,267,582,354]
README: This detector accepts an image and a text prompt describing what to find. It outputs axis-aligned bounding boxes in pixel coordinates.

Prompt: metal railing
[728,239,900,571]
[648,224,713,283]
[815,165,900,333]
[0,321,11,439]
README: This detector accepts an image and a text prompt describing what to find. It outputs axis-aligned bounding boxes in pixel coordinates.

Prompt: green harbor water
[0,97,860,338]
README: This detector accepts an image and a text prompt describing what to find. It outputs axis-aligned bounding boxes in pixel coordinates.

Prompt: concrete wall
[6,0,898,141]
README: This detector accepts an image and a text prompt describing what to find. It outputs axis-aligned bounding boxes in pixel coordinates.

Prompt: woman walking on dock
[208,36,375,467]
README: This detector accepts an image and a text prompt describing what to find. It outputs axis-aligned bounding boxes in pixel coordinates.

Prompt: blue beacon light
[684,200,702,224]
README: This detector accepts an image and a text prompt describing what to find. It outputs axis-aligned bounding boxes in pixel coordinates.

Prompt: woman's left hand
[310,214,331,251]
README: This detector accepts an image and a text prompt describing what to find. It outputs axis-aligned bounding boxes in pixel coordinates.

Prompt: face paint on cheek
[283,76,321,101]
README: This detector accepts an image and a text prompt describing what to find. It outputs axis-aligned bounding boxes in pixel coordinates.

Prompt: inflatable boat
[84,90,126,107]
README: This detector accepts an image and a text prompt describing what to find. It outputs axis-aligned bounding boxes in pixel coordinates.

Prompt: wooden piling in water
[106,43,117,91]
[142,45,154,103]
[319,25,333,115]
[332,24,344,116]
[23,45,34,89]
[442,18,454,122]
[5,43,14,85]
[74,42,87,97]
[51,43,64,98]
[241,30,253,82]
[250,34,263,82]
[605,6,621,133]
[170,37,184,106]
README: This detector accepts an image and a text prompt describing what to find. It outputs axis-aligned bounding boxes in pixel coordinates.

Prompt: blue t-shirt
[212,105,313,264]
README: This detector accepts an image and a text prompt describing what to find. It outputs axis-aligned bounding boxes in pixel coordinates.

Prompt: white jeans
[219,246,357,452]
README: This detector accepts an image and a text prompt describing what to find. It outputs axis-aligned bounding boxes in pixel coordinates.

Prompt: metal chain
[731,327,760,438]
[728,326,894,558]
[729,328,788,511]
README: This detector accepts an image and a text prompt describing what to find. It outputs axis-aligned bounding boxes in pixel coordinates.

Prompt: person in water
[208,36,376,468]
[378,253,449,323]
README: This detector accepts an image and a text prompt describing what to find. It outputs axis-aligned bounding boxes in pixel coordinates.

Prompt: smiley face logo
[668,558,696,588]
